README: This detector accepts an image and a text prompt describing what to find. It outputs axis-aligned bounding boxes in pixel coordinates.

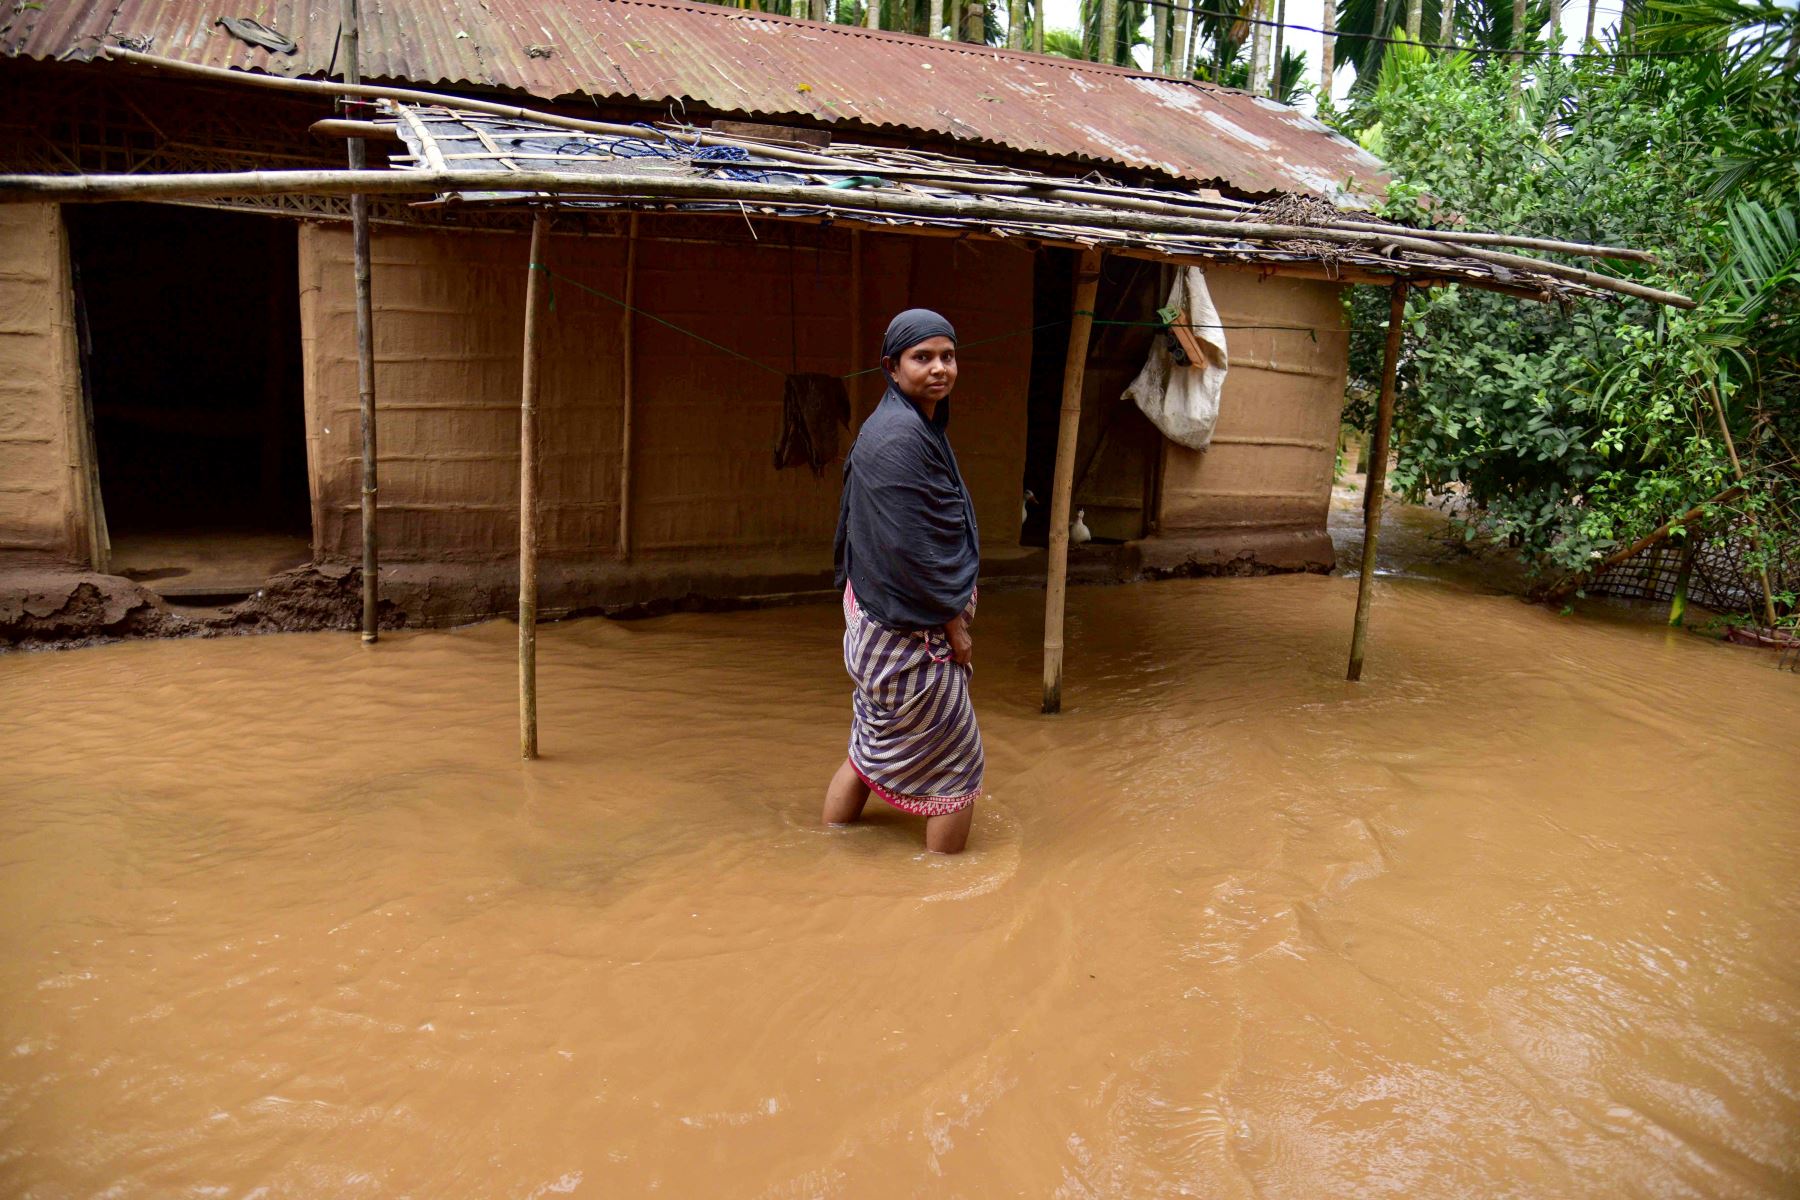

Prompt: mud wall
[1156,269,1348,534]
[0,203,92,565]
[299,219,1032,573]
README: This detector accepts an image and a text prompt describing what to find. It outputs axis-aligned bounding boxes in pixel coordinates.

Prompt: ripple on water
[1,575,1797,1197]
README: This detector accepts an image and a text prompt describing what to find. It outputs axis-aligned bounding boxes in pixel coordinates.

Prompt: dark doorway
[1021,250,1163,547]
[67,204,310,599]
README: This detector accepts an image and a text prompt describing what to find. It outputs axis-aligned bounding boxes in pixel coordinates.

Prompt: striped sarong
[842,583,983,816]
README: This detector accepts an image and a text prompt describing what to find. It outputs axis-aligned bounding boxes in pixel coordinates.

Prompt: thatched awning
[379,101,1689,310]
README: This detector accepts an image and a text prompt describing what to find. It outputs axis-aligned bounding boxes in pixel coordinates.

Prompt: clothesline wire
[529,263,1378,383]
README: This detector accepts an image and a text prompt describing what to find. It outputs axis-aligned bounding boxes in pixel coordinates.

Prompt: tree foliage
[1343,33,1797,616]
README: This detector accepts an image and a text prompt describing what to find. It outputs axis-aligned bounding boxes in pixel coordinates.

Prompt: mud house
[0,0,1387,629]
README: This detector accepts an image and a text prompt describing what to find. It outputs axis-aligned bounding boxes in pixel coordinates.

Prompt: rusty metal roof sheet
[2,0,1387,198]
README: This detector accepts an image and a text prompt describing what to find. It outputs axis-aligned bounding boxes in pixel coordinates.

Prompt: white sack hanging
[1122,266,1229,450]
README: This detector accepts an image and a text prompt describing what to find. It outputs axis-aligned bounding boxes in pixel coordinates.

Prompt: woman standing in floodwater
[823,309,983,854]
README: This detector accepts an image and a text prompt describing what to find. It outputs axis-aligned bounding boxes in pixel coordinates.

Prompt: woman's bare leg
[925,804,974,855]
[822,757,870,825]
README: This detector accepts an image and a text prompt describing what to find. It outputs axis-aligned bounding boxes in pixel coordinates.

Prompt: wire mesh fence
[1587,521,1796,624]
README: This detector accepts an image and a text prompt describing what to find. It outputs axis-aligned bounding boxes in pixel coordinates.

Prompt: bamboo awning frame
[0,47,1699,758]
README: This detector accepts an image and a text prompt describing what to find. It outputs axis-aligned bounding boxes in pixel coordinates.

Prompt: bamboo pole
[850,228,865,426]
[1034,0,1045,52]
[78,51,1666,266]
[310,118,402,141]
[340,0,380,645]
[618,212,639,561]
[101,47,846,170]
[1705,384,1779,627]
[0,168,1694,308]
[520,212,551,760]
[1347,281,1407,683]
[1043,248,1103,714]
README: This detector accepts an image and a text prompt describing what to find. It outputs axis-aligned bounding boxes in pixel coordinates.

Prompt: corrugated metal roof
[1,0,1387,198]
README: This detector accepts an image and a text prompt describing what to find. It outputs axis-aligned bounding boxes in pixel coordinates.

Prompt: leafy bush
[1345,39,1797,606]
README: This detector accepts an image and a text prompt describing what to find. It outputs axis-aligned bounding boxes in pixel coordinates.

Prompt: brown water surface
[2,570,1796,1196]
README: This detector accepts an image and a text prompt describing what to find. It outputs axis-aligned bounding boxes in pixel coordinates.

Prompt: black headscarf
[832,309,980,630]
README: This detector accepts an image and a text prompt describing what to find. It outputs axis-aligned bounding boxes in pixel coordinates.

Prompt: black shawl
[832,310,980,630]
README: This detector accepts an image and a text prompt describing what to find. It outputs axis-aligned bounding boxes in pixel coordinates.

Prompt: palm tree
[1185,0,1250,80]
[1080,0,1150,64]
[1635,0,1800,199]
[1334,0,1543,86]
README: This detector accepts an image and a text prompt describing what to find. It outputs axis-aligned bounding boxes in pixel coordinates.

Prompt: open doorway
[1021,250,1163,547]
[67,204,310,601]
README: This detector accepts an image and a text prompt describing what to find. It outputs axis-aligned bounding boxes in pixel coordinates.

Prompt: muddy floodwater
[3,565,1797,1197]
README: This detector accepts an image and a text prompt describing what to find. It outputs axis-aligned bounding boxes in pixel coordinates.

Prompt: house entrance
[68,204,310,601]
[1020,250,1164,547]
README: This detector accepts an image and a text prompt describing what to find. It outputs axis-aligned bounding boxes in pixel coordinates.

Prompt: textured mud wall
[1156,269,1348,533]
[0,204,90,564]
[300,222,628,562]
[300,220,1032,569]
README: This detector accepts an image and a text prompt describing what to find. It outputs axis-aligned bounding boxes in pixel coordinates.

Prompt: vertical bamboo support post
[520,212,550,760]
[617,212,638,560]
[1042,248,1103,714]
[341,0,379,643]
[849,228,865,426]
[1704,385,1778,628]
[1347,281,1408,683]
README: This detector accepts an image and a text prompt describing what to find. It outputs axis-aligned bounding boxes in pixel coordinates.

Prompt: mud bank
[0,564,410,650]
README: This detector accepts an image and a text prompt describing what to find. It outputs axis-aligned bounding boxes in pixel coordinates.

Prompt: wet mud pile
[1,565,407,650]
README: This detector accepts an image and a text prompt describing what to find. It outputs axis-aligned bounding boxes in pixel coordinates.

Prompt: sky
[1036,0,1628,111]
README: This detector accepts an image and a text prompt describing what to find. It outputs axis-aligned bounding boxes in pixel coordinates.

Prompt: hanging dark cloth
[832,309,980,631]
[774,372,850,477]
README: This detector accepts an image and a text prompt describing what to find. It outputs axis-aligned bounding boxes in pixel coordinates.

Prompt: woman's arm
[944,614,972,665]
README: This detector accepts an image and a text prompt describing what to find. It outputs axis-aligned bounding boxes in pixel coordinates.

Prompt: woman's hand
[945,615,973,666]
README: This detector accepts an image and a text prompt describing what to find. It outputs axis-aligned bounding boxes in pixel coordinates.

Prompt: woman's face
[885,336,958,405]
